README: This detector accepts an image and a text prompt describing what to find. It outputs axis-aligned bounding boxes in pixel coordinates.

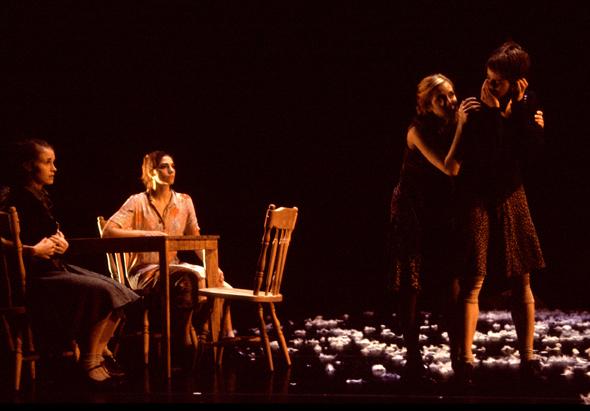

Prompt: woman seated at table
[1,138,140,384]
[102,150,234,353]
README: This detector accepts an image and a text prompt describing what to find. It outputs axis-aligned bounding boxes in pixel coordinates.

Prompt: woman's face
[30,146,57,187]
[428,81,457,119]
[486,68,511,99]
[153,155,176,186]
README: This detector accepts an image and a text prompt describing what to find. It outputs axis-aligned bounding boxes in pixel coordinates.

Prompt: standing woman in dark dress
[2,139,140,383]
[389,74,480,379]
[453,41,546,383]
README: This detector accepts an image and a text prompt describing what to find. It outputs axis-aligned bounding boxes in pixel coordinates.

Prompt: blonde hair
[140,150,169,191]
[415,74,454,116]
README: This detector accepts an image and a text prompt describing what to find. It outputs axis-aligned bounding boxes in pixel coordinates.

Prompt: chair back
[96,216,129,286]
[254,204,298,296]
[0,207,27,308]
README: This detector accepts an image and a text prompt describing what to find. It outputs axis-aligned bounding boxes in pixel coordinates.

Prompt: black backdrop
[1,1,589,319]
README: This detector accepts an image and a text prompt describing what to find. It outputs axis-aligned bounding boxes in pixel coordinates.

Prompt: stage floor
[2,309,590,405]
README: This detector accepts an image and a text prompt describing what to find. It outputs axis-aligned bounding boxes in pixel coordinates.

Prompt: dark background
[1,1,589,319]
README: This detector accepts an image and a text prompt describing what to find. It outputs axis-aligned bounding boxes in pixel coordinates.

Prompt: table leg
[204,247,221,361]
[160,243,171,379]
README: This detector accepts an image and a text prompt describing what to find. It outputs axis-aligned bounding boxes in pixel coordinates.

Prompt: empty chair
[198,204,298,371]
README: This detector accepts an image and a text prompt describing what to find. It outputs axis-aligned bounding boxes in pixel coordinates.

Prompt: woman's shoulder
[126,192,148,202]
[0,186,10,209]
[173,191,194,203]
[0,186,46,219]
[117,192,149,209]
[2,186,33,205]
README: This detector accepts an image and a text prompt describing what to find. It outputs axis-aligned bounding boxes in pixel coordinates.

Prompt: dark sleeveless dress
[455,93,545,282]
[3,187,140,350]
[388,117,456,293]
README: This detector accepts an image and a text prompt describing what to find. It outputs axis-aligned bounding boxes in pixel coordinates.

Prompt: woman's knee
[511,274,535,305]
[459,277,484,304]
[172,271,198,309]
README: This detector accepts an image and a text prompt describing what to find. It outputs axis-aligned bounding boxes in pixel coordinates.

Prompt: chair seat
[198,287,283,303]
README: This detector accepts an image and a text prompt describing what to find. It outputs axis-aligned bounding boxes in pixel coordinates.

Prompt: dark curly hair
[486,41,531,82]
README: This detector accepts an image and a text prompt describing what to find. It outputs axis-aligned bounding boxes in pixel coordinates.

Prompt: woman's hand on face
[480,79,499,108]
[456,97,481,126]
[49,230,69,254]
[34,237,56,259]
[534,110,544,128]
[513,78,529,102]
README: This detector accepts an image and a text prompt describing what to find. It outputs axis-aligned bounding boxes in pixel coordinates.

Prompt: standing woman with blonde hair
[388,74,480,380]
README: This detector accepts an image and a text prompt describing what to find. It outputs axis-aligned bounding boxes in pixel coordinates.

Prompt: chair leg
[111,314,127,359]
[215,302,230,367]
[269,303,291,366]
[257,303,274,372]
[143,309,150,365]
[14,330,23,391]
[24,322,36,381]
[3,314,23,391]
[193,304,212,369]
[189,325,199,350]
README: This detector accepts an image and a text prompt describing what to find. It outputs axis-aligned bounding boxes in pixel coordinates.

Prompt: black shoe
[520,358,546,384]
[102,355,126,378]
[453,361,475,389]
[402,358,435,385]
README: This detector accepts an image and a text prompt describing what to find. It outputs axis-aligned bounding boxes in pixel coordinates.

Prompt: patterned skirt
[388,184,454,293]
[457,184,545,281]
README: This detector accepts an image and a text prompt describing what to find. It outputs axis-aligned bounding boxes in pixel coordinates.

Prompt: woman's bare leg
[460,277,484,364]
[510,273,535,362]
[78,314,113,382]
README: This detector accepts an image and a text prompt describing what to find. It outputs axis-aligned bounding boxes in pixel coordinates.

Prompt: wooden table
[68,235,222,379]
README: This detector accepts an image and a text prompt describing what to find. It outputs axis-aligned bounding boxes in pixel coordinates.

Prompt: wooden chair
[97,216,154,365]
[96,216,199,366]
[198,204,298,371]
[0,206,38,391]
[0,207,78,391]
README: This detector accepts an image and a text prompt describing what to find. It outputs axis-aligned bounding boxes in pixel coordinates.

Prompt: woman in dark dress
[389,74,480,379]
[2,139,140,383]
[453,41,546,383]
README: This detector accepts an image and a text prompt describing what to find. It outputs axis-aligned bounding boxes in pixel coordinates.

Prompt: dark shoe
[402,358,435,385]
[453,361,475,389]
[102,355,126,378]
[520,358,546,383]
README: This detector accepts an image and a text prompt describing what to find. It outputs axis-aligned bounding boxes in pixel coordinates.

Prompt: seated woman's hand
[49,230,69,254]
[218,268,225,284]
[34,237,57,259]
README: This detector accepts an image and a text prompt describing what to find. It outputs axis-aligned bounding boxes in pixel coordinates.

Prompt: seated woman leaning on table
[102,150,234,354]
